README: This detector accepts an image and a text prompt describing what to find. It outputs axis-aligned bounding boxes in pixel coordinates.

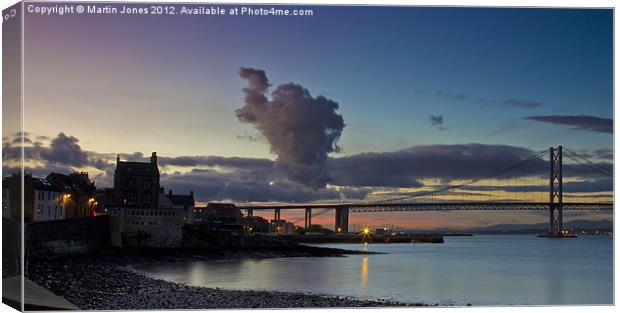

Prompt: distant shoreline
[27,245,429,309]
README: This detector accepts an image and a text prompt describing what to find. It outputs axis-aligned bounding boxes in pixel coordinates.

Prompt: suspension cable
[373,150,548,203]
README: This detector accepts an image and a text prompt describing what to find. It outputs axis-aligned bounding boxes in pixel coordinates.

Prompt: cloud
[328,143,542,187]
[3,132,89,167]
[236,67,345,189]
[159,155,273,170]
[40,133,89,166]
[594,148,613,160]
[3,132,612,204]
[435,91,544,108]
[525,115,612,134]
[463,178,613,193]
[480,98,544,108]
[435,91,467,101]
[429,115,443,126]
[160,169,370,203]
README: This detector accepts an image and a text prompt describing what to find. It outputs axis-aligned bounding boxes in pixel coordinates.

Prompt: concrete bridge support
[335,207,349,233]
[274,208,281,221]
[304,208,312,229]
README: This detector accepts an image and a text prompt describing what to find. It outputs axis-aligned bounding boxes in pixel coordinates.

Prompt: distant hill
[406,219,613,234]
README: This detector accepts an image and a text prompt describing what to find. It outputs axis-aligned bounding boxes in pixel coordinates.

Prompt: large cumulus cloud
[236,67,345,189]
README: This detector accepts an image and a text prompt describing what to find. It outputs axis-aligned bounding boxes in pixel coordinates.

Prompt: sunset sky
[5,5,613,229]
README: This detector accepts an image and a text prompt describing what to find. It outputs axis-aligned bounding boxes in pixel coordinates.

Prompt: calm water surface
[136,235,613,305]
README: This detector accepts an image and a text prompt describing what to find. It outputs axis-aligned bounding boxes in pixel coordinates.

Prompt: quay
[290,233,444,244]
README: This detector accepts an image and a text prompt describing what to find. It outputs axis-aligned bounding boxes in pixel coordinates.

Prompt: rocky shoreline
[27,245,425,309]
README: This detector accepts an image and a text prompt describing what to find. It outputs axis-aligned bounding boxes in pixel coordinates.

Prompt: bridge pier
[304,208,312,229]
[274,208,281,221]
[335,207,349,233]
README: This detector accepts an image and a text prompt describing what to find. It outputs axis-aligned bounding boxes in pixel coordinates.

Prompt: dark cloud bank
[525,115,613,134]
[3,132,612,204]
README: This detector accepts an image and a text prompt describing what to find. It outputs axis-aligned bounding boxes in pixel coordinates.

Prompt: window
[126,192,134,205]
[126,178,135,188]
[38,191,44,201]
[47,191,51,200]
[143,180,152,189]
[142,193,151,205]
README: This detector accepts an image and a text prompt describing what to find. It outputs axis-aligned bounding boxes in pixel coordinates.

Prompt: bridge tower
[335,207,349,233]
[549,145,563,234]
[304,208,312,229]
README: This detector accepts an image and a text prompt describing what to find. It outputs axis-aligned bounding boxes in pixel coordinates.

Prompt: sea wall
[26,215,110,257]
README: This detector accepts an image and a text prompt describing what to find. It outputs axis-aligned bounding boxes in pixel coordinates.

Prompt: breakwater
[290,234,444,244]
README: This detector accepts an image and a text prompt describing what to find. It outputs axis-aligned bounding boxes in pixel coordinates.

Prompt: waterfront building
[3,173,68,222]
[166,190,195,224]
[105,153,187,247]
[243,215,272,234]
[271,219,296,235]
[46,172,96,218]
[198,202,244,231]
[2,178,10,219]
[114,152,160,209]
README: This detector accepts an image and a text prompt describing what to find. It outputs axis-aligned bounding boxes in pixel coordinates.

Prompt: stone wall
[121,224,182,248]
[25,216,110,257]
[108,210,182,248]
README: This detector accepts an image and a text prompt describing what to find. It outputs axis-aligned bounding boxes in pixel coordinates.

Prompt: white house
[29,178,67,222]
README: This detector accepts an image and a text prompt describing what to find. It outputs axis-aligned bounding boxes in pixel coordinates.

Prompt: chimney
[190,190,194,197]
[116,154,120,164]
[151,152,157,164]
[168,189,172,196]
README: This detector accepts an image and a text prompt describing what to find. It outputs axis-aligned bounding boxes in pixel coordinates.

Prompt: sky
[4,4,613,229]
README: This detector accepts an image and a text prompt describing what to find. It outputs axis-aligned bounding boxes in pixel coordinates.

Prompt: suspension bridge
[237,146,613,236]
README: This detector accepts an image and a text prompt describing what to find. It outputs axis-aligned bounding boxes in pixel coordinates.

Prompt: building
[105,152,187,248]
[271,219,296,235]
[166,190,195,224]
[2,178,10,219]
[197,202,243,231]
[46,172,96,218]
[3,173,68,222]
[242,215,272,234]
[114,152,160,209]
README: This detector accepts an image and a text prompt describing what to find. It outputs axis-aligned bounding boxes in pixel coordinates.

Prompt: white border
[0,1,616,313]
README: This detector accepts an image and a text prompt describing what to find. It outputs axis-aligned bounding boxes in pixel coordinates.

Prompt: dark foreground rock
[27,246,420,309]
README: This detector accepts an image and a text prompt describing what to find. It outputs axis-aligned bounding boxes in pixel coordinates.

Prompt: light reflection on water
[135,235,613,305]
[360,256,368,290]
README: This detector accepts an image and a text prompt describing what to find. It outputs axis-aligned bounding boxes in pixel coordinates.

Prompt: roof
[167,194,194,206]
[25,177,61,192]
[46,172,95,195]
[116,161,156,175]
[204,202,242,218]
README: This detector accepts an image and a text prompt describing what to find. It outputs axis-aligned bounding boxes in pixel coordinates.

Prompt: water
[135,235,613,305]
